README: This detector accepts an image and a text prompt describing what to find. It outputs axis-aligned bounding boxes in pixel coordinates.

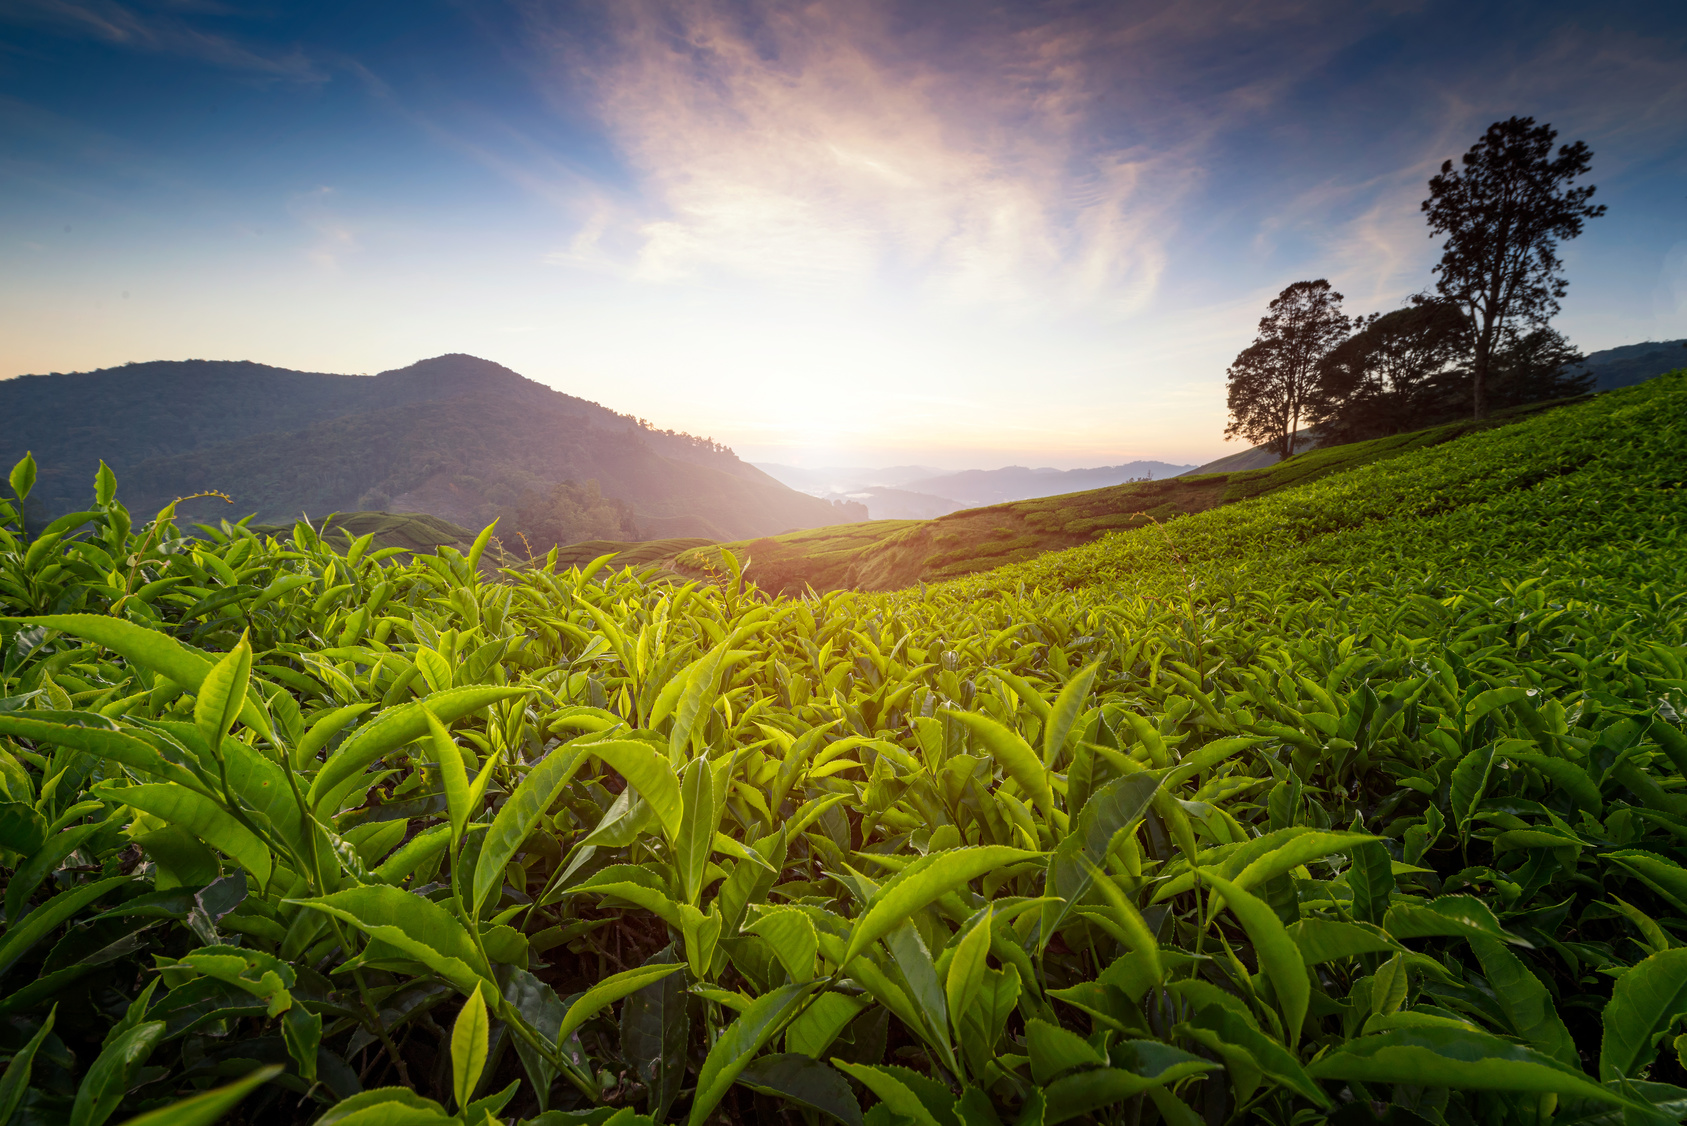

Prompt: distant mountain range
[756,459,1196,517]
[1569,338,1687,391]
[750,464,945,496]
[902,462,1196,507]
[2,354,848,540]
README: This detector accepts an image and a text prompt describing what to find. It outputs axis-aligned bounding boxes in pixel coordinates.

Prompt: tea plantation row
[0,373,1683,1126]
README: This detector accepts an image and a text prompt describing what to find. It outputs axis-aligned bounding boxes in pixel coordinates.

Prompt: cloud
[0,0,326,82]
[517,0,1219,311]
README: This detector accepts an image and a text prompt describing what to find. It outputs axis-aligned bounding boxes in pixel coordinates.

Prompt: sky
[3,1,1686,470]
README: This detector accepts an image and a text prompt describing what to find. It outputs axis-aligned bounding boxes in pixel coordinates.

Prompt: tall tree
[1423,116,1605,419]
[1308,296,1470,442]
[1225,279,1350,459]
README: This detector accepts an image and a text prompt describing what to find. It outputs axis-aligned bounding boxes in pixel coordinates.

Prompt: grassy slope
[662,397,1576,593]
[965,373,1684,597]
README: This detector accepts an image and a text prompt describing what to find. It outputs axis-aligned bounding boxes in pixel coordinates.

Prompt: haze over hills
[755,459,1197,519]
[1,354,849,540]
[750,464,945,496]
[902,461,1196,507]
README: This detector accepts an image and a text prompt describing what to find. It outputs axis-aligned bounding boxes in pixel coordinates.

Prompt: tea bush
[0,373,1684,1126]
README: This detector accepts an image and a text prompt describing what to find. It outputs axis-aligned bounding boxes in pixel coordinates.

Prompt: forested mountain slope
[1,354,844,539]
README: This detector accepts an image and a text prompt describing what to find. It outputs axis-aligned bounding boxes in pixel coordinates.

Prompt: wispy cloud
[518,0,1222,311]
[0,0,325,82]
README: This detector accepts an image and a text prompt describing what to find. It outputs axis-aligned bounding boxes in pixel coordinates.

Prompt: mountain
[2,354,847,540]
[1178,430,1322,476]
[1568,339,1687,391]
[839,487,965,521]
[903,461,1196,506]
[751,463,946,495]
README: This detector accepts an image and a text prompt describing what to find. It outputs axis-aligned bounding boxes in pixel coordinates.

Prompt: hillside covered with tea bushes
[0,372,1684,1126]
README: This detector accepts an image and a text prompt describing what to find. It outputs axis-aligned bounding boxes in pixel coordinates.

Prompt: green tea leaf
[0,875,130,978]
[450,986,489,1113]
[0,1004,55,1126]
[473,741,588,915]
[944,905,992,1036]
[70,1019,166,1126]
[306,686,529,811]
[0,800,47,856]
[691,981,818,1126]
[1284,919,1400,964]
[559,963,686,1047]
[286,885,492,995]
[676,755,718,906]
[1601,948,1687,1081]
[99,783,272,887]
[1309,1027,1628,1107]
[1179,1004,1330,1107]
[1345,839,1394,925]
[946,710,1053,817]
[1470,936,1577,1067]
[1201,872,1310,1048]
[1230,830,1380,893]
[1043,663,1098,767]
[746,908,818,984]
[0,717,184,786]
[828,1061,947,1126]
[193,633,252,752]
[1383,894,1528,946]
[5,615,274,742]
[112,1064,282,1126]
[1027,1017,1106,1084]
[8,453,35,503]
[844,846,1041,966]
[786,993,867,1059]
[1042,1043,1217,1125]
[589,740,682,842]
[620,948,689,1121]
[738,1054,863,1126]
[424,705,470,851]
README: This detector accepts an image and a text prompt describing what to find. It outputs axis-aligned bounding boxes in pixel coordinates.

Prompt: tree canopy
[1308,297,1470,443]
[1224,279,1349,459]
[1423,115,1604,418]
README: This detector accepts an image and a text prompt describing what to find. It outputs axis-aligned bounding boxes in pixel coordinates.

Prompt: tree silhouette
[1308,297,1470,443]
[1225,280,1350,459]
[1423,116,1604,419]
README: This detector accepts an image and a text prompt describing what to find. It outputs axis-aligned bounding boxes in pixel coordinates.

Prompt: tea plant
[0,373,1683,1126]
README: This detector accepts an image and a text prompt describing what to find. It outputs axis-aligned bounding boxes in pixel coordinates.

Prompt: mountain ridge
[3,354,846,541]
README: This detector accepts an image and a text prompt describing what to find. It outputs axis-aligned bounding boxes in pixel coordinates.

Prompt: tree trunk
[1472,316,1494,420]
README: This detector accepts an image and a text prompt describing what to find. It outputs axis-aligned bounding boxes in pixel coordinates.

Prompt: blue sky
[3,0,1685,468]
